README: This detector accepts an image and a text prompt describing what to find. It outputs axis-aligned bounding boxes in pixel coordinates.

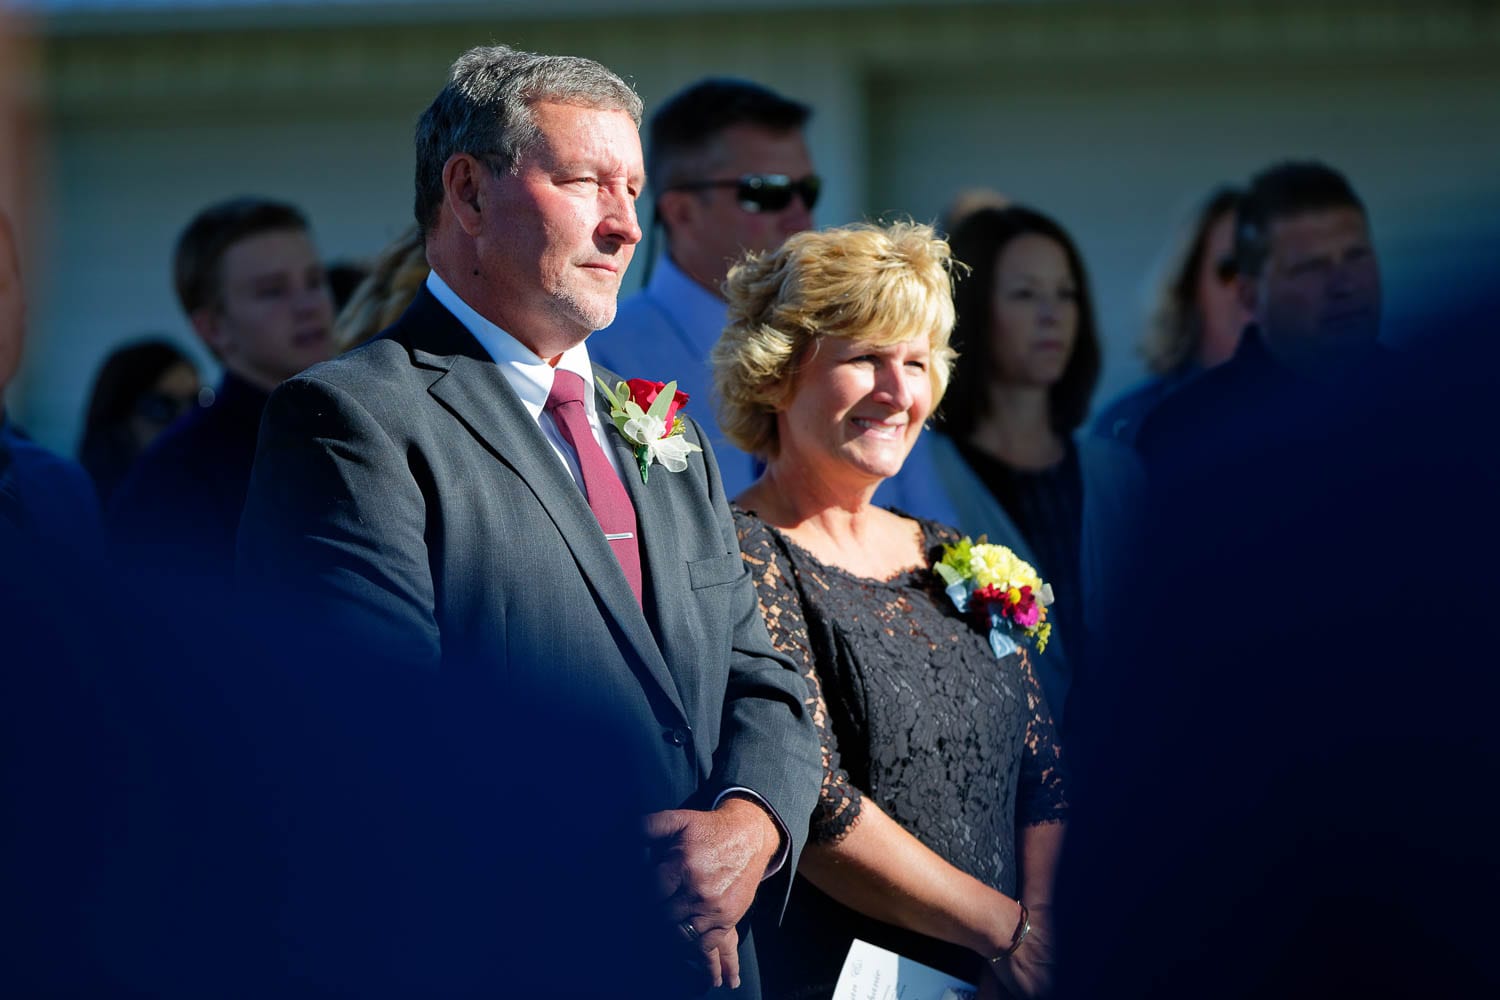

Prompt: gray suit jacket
[238,286,821,996]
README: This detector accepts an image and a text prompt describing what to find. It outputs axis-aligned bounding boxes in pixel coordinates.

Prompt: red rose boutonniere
[597,377,703,483]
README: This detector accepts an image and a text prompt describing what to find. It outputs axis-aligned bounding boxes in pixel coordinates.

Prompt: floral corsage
[934,537,1054,658]
[596,377,702,483]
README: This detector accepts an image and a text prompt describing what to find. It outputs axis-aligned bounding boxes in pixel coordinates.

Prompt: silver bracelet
[991,900,1030,964]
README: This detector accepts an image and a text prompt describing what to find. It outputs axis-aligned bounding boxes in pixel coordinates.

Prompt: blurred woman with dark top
[715,221,1066,1000]
[77,338,200,506]
[929,205,1140,729]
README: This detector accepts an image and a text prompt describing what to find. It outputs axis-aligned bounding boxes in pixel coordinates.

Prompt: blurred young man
[109,196,333,586]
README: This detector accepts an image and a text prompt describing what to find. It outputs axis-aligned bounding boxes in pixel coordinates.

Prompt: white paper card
[833,938,978,1000]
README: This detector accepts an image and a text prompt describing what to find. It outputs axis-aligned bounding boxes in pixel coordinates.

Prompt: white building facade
[7,0,1500,451]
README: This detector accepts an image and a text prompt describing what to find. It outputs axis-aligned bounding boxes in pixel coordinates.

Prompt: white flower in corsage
[934,536,1055,658]
[596,377,702,483]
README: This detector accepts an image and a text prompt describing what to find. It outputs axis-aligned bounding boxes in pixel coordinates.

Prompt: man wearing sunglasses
[594,78,819,497]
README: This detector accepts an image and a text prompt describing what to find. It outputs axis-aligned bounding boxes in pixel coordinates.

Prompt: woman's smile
[849,415,909,439]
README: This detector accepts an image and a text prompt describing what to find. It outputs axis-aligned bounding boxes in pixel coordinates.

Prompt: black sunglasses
[668,173,821,214]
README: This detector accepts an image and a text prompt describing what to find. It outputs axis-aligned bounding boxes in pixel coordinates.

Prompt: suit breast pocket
[686,551,744,591]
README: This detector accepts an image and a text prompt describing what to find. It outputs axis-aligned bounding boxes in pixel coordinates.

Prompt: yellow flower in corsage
[935,537,1054,657]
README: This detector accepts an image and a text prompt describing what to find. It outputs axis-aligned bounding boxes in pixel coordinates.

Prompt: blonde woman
[1092,186,1246,444]
[714,221,1066,999]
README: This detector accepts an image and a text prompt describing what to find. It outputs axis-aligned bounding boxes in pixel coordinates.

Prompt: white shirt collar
[425,268,600,424]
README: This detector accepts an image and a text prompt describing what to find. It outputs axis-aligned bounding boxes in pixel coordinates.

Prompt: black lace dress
[735,507,1068,999]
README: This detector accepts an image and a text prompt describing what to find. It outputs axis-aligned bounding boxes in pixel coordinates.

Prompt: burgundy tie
[544,369,643,605]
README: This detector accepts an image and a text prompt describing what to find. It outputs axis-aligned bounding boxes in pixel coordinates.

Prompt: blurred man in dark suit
[1057,262,1500,998]
[109,196,333,589]
[1137,160,1384,467]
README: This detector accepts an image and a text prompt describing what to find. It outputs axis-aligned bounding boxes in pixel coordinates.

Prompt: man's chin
[569,300,618,337]
[534,291,620,350]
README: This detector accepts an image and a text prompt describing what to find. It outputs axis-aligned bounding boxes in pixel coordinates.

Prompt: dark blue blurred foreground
[2,537,691,996]
[1056,289,1500,997]
[5,291,1499,996]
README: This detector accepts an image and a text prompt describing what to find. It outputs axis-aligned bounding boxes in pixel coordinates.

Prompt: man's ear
[190,307,228,358]
[444,154,488,237]
[655,190,699,236]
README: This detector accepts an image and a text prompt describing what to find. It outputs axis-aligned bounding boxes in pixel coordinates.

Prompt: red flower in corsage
[624,379,690,436]
[936,538,1054,657]
[597,376,702,483]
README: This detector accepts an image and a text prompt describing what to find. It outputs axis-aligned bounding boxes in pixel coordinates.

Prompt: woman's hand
[988,902,1054,999]
[977,965,1009,1000]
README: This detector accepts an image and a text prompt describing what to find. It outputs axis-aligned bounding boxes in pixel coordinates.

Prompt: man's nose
[780,196,814,234]
[298,285,333,317]
[1327,259,1362,298]
[601,193,643,246]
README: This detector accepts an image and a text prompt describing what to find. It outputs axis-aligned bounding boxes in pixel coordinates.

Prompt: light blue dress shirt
[591,254,759,498]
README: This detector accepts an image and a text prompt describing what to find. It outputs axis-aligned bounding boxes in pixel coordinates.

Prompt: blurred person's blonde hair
[1139,186,1242,375]
[712,220,959,460]
[334,226,429,353]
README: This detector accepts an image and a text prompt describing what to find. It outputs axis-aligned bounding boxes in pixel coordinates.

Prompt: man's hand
[643,796,780,990]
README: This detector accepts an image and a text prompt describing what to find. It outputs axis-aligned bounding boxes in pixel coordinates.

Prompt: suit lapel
[597,376,711,759]
[598,379,676,630]
[402,290,688,723]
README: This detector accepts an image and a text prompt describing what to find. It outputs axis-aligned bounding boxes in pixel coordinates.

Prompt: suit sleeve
[690,428,823,910]
[237,375,441,669]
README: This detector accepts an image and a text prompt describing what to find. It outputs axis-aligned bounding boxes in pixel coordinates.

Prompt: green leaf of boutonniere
[645,379,678,425]
[595,377,625,412]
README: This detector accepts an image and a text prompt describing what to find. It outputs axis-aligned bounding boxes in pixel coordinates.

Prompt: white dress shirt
[425,269,626,487]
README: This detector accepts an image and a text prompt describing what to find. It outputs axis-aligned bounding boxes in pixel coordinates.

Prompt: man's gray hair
[413,44,643,238]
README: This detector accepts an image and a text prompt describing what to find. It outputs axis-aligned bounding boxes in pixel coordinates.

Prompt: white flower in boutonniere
[597,377,703,483]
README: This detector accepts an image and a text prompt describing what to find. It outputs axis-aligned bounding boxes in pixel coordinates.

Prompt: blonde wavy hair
[1139,186,1241,375]
[712,220,960,459]
[334,225,430,353]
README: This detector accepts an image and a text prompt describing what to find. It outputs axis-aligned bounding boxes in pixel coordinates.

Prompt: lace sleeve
[1014,646,1070,826]
[733,509,863,844]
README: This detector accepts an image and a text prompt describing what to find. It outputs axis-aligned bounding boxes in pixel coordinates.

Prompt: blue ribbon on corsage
[945,581,1020,659]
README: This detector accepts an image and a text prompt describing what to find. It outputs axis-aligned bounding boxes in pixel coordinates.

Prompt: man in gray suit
[238,45,820,997]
